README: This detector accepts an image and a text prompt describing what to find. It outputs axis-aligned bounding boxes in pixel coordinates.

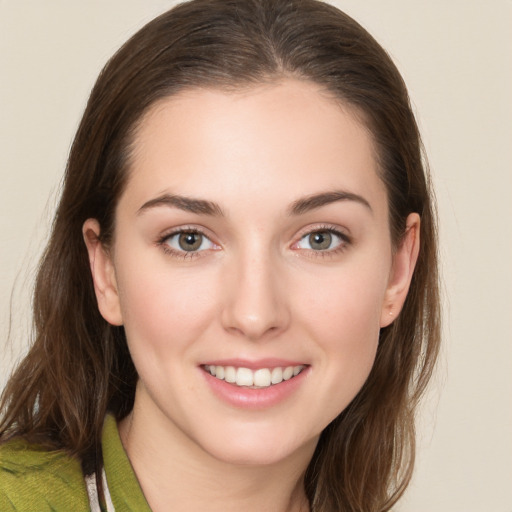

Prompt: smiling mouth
[203,364,306,388]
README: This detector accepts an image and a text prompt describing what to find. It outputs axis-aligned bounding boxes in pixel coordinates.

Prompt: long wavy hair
[0,1,440,510]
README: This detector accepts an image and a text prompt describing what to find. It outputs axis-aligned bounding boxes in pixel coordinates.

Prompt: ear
[83,218,123,326]
[380,213,420,327]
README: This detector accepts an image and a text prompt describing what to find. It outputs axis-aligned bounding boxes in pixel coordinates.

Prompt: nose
[221,250,290,341]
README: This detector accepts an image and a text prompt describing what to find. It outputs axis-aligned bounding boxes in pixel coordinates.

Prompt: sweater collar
[102,414,152,511]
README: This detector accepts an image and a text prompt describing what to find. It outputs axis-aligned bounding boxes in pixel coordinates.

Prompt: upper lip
[201,358,308,370]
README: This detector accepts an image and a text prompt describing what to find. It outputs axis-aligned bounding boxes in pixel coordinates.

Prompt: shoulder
[0,437,89,511]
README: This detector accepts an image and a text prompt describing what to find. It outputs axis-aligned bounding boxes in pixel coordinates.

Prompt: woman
[0,0,440,510]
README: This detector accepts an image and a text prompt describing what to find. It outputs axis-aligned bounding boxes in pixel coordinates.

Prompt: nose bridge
[222,239,288,340]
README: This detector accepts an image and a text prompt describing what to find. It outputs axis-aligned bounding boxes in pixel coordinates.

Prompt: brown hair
[0,0,440,510]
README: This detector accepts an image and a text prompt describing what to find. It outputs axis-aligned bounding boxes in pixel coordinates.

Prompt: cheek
[309,289,382,377]
[115,260,218,360]
[298,263,387,340]
[293,263,388,394]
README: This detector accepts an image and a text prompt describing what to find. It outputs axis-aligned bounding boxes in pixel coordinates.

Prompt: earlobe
[82,219,123,326]
[380,213,420,328]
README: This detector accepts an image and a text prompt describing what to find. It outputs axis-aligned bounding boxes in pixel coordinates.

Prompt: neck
[118,394,314,512]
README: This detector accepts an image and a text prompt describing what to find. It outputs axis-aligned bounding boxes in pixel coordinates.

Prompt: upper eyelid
[294,224,351,240]
[158,225,214,241]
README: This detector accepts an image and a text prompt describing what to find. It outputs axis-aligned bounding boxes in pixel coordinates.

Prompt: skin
[84,79,419,512]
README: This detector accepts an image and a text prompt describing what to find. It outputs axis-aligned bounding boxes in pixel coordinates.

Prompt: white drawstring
[85,469,115,512]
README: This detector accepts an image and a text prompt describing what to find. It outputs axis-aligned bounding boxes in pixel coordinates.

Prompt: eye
[295,229,347,251]
[163,230,216,253]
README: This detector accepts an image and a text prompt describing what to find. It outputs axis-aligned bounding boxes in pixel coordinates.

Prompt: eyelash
[157,227,216,260]
[156,224,351,260]
[292,224,351,257]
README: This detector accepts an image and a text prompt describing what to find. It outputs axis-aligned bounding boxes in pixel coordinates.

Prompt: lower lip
[201,367,309,410]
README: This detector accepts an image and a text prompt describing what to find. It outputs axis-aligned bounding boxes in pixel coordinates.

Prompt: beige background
[1,1,511,510]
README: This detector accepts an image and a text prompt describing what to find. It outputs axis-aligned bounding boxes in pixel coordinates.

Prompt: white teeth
[215,366,225,380]
[236,367,254,387]
[253,368,271,387]
[205,364,305,388]
[271,367,283,384]
[224,366,236,383]
[282,366,294,380]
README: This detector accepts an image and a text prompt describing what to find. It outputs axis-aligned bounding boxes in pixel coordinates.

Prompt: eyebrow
[137,194,224,216]
[137,189,372,217]
[288,190,372,216]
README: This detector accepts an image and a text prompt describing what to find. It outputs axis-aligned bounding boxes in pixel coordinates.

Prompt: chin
[195,425,318,467]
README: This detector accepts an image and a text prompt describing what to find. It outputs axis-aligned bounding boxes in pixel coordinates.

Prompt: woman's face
[85,79,418,466]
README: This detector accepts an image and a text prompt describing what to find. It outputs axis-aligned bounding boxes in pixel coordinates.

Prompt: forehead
[123,79,385,214]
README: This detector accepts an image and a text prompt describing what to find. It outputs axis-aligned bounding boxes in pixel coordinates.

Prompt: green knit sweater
[0,415,151,511]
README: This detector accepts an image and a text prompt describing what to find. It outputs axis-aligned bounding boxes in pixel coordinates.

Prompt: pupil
[310,231,331,250]
[178,232,202,251]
